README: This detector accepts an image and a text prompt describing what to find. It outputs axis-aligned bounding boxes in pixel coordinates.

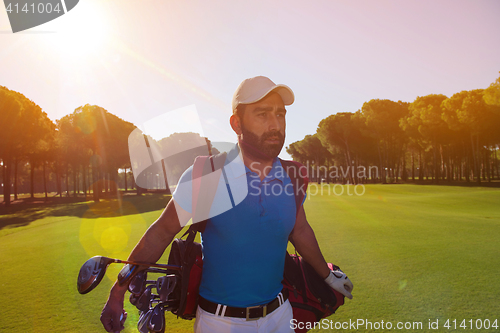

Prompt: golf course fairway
[0,184,499,332]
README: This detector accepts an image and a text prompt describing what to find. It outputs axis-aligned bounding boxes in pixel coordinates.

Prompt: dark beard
[240,124,285,160]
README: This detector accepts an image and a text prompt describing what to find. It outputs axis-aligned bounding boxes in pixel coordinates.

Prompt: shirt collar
[224,144,287,183]
[245,157,286,184]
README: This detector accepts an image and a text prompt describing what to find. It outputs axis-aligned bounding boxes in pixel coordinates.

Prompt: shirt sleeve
[172,165,193,213]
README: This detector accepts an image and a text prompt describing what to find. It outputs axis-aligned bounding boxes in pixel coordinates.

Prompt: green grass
[300,184,500,332]
[0,194,193,333]
[0,186,499,332]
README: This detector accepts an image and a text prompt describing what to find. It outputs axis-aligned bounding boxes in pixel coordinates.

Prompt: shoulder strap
[191,155,210,226]
[185,152,227,238]
[279,159,309,216]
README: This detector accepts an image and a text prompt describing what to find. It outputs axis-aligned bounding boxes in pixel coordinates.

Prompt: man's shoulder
[178,151,229,184]
[278,159,308,179]
[178,164,194,183]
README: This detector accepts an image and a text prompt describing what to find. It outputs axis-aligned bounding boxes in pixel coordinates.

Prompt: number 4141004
[6,2,62,14]
[444,319,498,330]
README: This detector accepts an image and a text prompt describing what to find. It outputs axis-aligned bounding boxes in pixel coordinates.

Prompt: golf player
[100,76,353,332]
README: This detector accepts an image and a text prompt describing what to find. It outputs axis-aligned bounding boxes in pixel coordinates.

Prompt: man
[100,76,353,333]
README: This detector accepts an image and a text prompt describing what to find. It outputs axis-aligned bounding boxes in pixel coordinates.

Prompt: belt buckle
[245,305,267,321]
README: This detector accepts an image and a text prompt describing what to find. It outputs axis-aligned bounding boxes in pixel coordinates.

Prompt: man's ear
[230,114,242,135]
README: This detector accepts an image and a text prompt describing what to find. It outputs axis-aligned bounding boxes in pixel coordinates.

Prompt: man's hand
[100,295,127,333]
[325,269,354,300]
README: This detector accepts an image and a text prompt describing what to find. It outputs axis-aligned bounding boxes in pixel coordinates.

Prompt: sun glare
[45,1,109,60]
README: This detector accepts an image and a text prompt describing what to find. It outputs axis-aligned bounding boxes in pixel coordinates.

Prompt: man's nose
[268,113,281,131]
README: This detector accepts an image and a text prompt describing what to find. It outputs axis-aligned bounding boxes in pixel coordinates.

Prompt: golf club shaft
[113,259,181,271]
[145,268,169,274]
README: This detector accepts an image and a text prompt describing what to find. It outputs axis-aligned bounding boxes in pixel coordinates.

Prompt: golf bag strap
[281,159,310,303]
[279,159,308,217]
[191,155,210,230]
[183,152,228,241]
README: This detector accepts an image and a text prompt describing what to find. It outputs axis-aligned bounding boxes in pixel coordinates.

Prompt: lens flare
[79,200,148,282]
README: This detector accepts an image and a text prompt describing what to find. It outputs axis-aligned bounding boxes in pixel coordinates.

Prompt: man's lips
[265,137,280,143]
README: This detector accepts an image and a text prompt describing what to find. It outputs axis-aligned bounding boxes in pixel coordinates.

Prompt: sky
[1,0,499,160]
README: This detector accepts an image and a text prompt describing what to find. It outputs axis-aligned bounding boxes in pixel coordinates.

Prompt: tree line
[0,86,218,207]
[286,73,500,184]
[1,86,136,206]
[2,73,499,206]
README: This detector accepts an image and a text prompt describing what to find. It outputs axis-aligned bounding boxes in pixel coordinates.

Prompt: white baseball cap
[232,76,295,112]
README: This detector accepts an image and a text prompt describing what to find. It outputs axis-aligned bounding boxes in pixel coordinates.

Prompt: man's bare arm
[289,205,330,279]
[289,205,354,299]
[125,198,189,263]
[101,198,190,332]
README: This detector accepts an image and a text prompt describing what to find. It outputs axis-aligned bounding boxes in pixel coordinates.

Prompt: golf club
[137,309,153,333]
[135,285,156,312]
[128,270,157,295]
[117,263,139,286]
[148,303,166,333]
[130,292,140,306]
[157,275,177,302]
[77,256,180,294]
[145,267,170,274]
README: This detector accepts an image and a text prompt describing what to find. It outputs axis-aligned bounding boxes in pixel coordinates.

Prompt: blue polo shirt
[173,153,298,307]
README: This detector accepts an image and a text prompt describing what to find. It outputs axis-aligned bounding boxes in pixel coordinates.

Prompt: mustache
[260,131,284,142]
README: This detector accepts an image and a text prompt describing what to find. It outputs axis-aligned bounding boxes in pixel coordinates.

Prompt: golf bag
[166,227,203,319]
[283,254,345,333]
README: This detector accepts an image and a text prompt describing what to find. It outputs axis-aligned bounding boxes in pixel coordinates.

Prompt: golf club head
[77,256,113,294]
[136,285,154,312]
[158,275,177,302]
[137,309,153,333]
[137,310,147,325]
[118,264,139,286]
[130,292,139,306]
[128,270,147,295]
[148,303,166,333]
